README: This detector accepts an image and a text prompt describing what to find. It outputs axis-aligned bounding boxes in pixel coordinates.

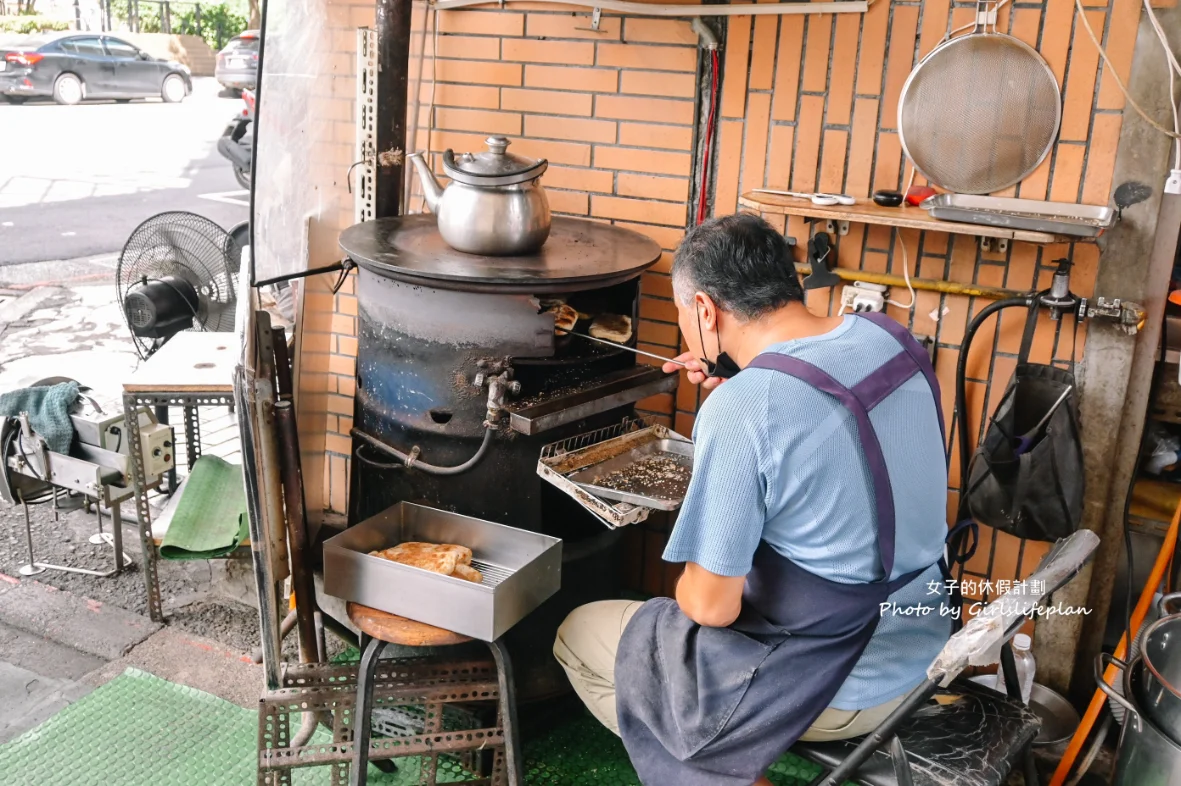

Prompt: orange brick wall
[299,0,1151,598]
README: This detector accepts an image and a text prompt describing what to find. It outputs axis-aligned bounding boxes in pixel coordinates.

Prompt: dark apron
[615,313,946,786]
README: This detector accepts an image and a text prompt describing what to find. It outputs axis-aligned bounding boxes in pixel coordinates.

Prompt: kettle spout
[407,152,443,213]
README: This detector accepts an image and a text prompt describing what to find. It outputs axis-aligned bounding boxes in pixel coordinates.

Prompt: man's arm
[675,562,746,627]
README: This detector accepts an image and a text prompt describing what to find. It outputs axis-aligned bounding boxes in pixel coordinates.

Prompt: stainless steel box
[323,502,562,642]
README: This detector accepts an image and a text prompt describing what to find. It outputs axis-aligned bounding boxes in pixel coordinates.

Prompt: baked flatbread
[547,304,579,334]
[369,541,481,583]
[452,563,484,583]
[589,314,632,343]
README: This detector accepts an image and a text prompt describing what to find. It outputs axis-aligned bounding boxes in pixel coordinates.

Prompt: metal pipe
[795,262,1027,301]
[252,608,297,664]
[431,0,868,16]
[375,0,414,218]
[236,364,283,690]
[275,400,320,666]
[352,425,495,476]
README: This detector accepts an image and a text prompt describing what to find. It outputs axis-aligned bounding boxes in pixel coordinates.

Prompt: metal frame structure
[257,652,519,785]
[122,389,240,622]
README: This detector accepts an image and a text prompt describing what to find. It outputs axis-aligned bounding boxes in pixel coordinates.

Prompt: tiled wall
[297,0,1151,598]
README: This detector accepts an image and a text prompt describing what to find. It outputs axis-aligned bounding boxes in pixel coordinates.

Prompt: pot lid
[442,137,547,185]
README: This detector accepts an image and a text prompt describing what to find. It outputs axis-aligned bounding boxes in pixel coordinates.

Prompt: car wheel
[161,74,186,103]
[233,165,251,190]
[53,73,83,106]
[115,98,132,104]
[4,96,27,105]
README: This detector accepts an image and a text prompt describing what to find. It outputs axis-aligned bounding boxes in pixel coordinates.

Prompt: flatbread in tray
[369,541,483,583]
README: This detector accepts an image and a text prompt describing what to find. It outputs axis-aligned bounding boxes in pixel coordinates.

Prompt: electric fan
[116,212,238,360]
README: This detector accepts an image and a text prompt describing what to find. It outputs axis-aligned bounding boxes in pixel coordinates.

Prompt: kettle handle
[1157,592,1181,619]
[1095,652,1140,732]
[441,149,457,170]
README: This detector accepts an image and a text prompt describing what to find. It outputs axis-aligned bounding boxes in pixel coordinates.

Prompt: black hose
[352,426,495,476]
[953,295,1038,511]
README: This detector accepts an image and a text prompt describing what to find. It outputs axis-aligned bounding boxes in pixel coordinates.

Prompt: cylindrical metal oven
[339,214,674,699]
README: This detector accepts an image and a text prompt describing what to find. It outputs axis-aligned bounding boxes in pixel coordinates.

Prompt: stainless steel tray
[538,418,693,528]
[568,438,693,510]
[921,194,1116,237]
[323,502,561,641]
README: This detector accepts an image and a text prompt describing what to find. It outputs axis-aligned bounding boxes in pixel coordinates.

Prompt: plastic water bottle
[994,633,1036,704]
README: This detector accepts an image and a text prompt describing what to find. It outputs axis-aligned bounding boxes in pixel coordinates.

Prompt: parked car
[214,30,259,95]
[0,33,191,105]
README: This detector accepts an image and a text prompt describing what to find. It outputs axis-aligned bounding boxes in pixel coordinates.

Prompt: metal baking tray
[323,502,561,641]
[538,418,693,528]
[921,194,1116,237]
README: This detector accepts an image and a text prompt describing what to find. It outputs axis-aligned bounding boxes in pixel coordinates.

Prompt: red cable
[696,49,720,226]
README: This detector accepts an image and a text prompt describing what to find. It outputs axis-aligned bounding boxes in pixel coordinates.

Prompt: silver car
[214,31,258,94]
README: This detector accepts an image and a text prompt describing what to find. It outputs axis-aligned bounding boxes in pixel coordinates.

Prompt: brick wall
[298,0,1152,599]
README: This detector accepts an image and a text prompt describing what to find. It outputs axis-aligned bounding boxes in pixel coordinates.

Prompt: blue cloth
[663,315,951,710]
[0,382,80,454]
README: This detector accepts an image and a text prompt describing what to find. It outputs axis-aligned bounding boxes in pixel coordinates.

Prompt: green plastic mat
[0,668,841,786]
[160,455,248,560]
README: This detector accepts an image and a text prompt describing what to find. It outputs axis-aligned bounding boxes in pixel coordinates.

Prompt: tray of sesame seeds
[537,417,694,528]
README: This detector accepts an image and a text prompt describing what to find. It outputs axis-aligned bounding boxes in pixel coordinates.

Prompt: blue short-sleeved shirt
[663,315,952,710]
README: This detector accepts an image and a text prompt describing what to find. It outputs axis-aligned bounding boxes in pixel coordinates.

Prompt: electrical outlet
[840,281,888,313]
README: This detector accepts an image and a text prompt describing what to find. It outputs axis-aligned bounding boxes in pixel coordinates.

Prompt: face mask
[695,307,741,379]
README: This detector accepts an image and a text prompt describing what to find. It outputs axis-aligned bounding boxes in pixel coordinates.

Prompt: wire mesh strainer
[898,1,1061,195]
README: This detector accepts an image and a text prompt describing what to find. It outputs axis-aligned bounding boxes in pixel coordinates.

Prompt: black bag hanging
[961,305,1084,542]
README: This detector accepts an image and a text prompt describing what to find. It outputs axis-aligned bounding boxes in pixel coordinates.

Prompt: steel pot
[1141,592,1181,744]
[407,136,551,256]
[1096,653,1181,785]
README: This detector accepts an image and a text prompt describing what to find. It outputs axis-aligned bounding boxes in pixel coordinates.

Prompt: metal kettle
[407,136,551,256]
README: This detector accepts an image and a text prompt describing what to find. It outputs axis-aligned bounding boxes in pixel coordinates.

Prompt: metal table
[122,332,244,622]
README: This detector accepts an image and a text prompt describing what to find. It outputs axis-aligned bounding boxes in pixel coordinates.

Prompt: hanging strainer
[898,0,1061,195]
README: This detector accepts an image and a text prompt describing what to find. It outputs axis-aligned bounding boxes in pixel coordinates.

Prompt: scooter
[217,89,254,190]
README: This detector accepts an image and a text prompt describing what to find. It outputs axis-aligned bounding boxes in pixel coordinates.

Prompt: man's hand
[675,562,745,627]
[663,352,726,390]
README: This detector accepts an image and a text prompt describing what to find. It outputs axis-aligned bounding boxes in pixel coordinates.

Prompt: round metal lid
[340,215,663,293]
[442,136,547,186]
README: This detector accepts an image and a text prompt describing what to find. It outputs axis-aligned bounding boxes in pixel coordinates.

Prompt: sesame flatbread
[452,563,484,583]
[589,314,632,343]
[369,541,480,582]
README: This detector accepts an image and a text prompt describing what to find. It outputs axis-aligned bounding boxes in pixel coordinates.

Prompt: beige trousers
[553,600,905,740]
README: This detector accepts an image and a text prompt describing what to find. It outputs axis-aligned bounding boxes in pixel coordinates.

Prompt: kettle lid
[442,137,547,185]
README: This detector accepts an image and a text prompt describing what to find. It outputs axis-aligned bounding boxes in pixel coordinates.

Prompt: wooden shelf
[739,192,1077,245]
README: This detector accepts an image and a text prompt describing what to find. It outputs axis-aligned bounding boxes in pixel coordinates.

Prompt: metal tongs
[560,328,687,368]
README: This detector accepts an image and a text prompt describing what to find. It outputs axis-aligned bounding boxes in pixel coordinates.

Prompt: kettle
[407,136,551,256]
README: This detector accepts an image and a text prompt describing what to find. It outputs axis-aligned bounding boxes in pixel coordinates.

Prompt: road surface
[0,78,249,267]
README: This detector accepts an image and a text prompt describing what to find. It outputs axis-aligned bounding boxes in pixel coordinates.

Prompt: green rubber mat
[0,668,843,785]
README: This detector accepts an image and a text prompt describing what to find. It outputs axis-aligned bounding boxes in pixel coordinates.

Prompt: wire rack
[537,417,690,529]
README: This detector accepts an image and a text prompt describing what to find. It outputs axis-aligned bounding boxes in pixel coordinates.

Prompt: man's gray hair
[671,214,803,321]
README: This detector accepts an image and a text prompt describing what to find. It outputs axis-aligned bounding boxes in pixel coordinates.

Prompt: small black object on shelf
[873,190,904,207]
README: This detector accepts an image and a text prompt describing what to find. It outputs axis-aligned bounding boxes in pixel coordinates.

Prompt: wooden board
[739,192,1069,244]
[124,332,239,393]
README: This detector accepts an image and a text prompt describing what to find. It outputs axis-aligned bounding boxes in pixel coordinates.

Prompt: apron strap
[747,354,900,579]
[856,312,946,444]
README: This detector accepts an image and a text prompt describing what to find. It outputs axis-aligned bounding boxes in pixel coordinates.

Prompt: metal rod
[563,330,687,366]
[18,498,45,577]
[432,0,868,16]
[795,262,1027,301]
[274,400,320,666]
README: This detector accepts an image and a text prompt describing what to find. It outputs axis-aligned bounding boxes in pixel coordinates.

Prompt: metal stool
[347,602,521,786]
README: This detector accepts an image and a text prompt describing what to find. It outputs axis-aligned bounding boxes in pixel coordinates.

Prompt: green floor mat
[0,668,844,785]
[160,455,248,560]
